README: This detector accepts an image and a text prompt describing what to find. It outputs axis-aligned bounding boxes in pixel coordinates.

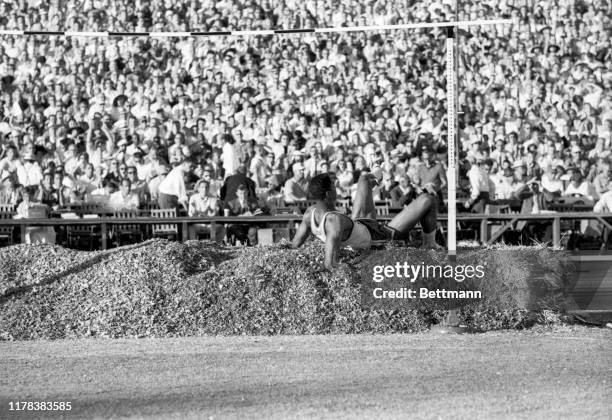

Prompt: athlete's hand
[423,183,437,195]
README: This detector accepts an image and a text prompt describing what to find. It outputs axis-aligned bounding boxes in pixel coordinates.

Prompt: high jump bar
[0,19,512,37]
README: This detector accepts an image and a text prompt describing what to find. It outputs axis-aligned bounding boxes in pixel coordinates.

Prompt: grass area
[0,327,610,419]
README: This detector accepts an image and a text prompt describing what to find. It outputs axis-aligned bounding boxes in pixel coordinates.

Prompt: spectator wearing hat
[16,151,43,188]
[148,165,170,202]
[187,179,225,243]
[158,158,194,212]
[284,162,308,203]
[465,159,494,213]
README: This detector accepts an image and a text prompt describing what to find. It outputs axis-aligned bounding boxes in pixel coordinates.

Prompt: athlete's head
[308,173,336,203]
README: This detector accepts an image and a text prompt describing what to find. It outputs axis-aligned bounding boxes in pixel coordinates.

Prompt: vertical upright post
[445,25,458,262]
[431,8,468,334]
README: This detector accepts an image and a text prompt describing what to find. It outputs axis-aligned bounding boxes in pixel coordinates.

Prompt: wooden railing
[1,212,612,250]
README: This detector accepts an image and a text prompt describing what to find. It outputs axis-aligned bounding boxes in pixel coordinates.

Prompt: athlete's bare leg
[387,193,438,236]
[351,174,439,247]
[351,173,377,219]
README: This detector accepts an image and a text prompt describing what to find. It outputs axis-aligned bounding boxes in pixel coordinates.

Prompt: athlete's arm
[323,213,343,270]
[292,208,312,248]
[438,164,447,191]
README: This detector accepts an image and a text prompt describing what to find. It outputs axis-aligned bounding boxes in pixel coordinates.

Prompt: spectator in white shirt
[563,171,594,202]
[464,159,493,213]
[187,179,225,242]
[593,162,612,197]
[491,167,515,200]
[284,162,308,203]
[147,165,170,201]
[158,159,194,212]
[303,145,322,180]
[594,187,612,248]
[594,188,612,213]
[540,165,565,195]
[17,152,43,188]
[108,178,140,211]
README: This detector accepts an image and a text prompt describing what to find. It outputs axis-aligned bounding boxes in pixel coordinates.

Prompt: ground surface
[1,328,610,419]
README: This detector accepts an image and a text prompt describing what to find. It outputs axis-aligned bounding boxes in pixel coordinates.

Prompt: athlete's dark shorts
[354,218,400,241]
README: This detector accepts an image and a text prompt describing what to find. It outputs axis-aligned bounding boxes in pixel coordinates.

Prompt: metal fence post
[101,222,107,250]
[552,217,560,248]
[210,220,216,242]
[480,217,488,244]
[182,221,189,242]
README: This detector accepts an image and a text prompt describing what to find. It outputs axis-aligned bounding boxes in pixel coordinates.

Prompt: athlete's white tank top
[310,209,371,249]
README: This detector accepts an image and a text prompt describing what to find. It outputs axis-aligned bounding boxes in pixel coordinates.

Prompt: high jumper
[292,172,440,270]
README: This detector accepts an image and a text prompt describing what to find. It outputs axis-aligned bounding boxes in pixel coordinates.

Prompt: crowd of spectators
[1,0,612,246]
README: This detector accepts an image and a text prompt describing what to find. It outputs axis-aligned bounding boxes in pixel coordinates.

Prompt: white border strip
[65,31,108,37]
[0,30,23,35]
[149,31,192,37]
[315,19,511,34]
